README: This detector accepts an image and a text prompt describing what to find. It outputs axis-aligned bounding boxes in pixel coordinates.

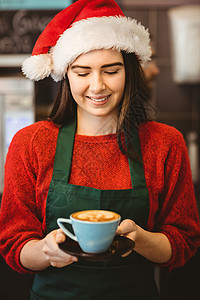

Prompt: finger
[121,250,132,258]
[43,231,59,253]
[49,254,78,263]
[116,226,122,235]
[56,229,66,244]
[117,219,136,235]
[50,255,78,268]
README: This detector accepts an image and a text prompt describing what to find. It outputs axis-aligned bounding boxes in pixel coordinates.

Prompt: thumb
[55,229,66,244]
[116,225,123,235]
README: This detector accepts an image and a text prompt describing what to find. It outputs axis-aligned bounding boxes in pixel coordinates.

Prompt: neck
[76,110,118,136]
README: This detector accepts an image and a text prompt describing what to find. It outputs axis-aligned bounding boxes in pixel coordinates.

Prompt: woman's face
[67,49,126,120]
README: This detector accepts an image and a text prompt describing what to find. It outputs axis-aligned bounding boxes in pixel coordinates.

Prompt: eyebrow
[71,62,123,70]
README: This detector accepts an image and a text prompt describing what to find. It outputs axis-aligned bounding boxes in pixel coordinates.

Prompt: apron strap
[52,119,146,189]
[52,118,76,182]
[125,126,147,189]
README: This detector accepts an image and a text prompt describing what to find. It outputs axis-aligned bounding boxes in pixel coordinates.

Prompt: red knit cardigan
[0,120,200,273]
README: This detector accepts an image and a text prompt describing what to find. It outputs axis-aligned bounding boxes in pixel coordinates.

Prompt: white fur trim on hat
[22,15,151,82]
[50,16,151,81]
[22,54,52,81]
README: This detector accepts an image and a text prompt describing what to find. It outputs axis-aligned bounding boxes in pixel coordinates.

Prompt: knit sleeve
[155,132,200,272]
[0,126,45,274]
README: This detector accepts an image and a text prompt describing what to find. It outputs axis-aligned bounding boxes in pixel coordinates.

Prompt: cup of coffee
[57,210,121,254]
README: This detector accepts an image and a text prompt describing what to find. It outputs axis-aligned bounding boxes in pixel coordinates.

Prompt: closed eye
[105,71,118,75]
[77,73,89,77]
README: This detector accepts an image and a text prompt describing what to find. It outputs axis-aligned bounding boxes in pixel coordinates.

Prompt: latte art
[72,210,120,222]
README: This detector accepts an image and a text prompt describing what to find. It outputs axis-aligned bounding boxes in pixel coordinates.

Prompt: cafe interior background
[0,0,200,299]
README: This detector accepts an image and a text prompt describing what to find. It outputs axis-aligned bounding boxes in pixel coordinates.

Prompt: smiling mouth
[87,95,111,102]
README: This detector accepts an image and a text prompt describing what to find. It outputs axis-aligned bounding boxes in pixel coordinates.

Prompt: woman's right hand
[42,229,78,268]
[20,229,78,271]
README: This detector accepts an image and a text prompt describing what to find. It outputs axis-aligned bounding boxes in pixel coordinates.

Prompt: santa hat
[22,0,151,82]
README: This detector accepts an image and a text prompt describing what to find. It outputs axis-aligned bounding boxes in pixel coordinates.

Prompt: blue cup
[57,210,121,253]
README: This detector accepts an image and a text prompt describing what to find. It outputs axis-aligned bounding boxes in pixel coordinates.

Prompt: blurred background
[0,0,200,299]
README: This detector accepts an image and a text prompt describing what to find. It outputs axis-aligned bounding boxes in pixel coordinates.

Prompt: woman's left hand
[116,219,138,256]
[116,219,172,263]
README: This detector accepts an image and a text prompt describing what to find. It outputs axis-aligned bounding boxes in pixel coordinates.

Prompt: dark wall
[121,5,200,138]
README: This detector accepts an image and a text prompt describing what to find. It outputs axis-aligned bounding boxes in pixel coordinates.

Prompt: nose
[89,72,106,94]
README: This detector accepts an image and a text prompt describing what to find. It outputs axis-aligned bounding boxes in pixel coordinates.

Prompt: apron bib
[30,120,159,300]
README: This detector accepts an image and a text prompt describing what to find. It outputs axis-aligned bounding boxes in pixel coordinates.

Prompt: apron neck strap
[52,118,76,182]
[125,126,147,188]
[52,119,146,189]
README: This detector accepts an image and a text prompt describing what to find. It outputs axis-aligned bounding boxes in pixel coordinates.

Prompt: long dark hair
[48,51,156,160]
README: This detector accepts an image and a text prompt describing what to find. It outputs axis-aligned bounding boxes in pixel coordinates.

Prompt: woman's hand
[116,219,137,257]
[42,229,78,268]
[116,219,172,264]
[116,219,137,241]
[20,229,78,271]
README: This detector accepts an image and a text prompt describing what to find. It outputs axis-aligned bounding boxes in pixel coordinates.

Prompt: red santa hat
[22,0,151,82]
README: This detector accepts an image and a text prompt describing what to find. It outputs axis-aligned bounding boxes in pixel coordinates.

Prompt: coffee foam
[72,210,119,222]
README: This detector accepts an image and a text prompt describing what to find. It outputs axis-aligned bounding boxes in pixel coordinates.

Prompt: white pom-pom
[21,54,52,81]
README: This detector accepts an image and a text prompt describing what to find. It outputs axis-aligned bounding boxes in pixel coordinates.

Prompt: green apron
[30,120,159,300]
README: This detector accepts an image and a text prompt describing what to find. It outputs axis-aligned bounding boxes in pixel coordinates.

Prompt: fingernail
[72,257,78,262]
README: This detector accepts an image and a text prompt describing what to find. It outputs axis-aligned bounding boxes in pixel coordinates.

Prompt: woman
[0,0,200,299]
